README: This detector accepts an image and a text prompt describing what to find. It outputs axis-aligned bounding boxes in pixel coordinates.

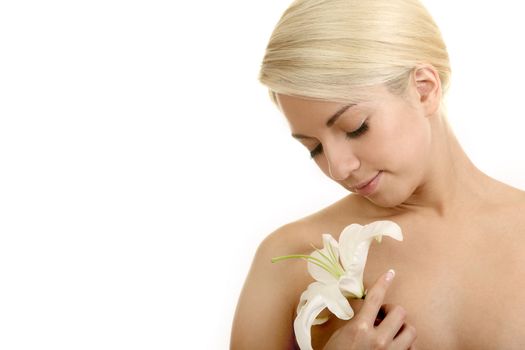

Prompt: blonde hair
[259,0,451,104]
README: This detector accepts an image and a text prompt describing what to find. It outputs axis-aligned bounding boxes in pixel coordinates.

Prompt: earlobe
[413,65,442,116]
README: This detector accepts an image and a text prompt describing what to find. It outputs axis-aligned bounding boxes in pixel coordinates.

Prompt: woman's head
[260,0,454,207]
[259,0,451,104]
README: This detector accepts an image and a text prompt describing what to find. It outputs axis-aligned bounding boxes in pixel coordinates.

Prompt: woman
[231,0,525,349]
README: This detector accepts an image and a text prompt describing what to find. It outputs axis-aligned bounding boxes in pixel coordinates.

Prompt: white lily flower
[272,220,403,350]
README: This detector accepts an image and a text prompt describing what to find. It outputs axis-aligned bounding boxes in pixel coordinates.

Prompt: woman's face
[275,84,434,207]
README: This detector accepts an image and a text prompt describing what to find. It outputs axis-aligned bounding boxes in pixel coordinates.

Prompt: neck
[396,116,490,217]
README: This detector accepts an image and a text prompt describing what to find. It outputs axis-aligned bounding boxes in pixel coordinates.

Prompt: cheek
[315,158,332,179]
[405,124,432,167]
[375,116,431,170]
[400,133,430,167]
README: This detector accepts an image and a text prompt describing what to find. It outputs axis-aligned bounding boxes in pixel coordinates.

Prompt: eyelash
[309,122,369,158]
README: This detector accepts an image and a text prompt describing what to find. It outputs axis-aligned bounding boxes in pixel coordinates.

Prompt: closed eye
[346,121,369,139]
[309,144,323,158]
[309,121,369,159]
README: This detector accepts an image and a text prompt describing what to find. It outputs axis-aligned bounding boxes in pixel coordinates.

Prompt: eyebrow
[291,104,356,139]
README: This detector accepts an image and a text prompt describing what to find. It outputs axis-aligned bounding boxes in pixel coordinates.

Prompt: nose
[325,142,360,181]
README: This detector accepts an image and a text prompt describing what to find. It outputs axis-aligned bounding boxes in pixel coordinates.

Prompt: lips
[352,172,380,190]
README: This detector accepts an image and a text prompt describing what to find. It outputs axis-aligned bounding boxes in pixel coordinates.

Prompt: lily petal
[337,223,363,271]
[295,282,354,350]
[317,283,354,320]
[338,274,364,299]
[321,233,340,262]
[298,282,354,320]
[307,234,341,283]
[294,294,326,350]
[360,220,403,243]
[339,221,403,272]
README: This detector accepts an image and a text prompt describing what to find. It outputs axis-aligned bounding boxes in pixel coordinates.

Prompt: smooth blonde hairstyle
[259,0,451,104]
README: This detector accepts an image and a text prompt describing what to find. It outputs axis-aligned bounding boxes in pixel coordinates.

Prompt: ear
[412,64,442,117]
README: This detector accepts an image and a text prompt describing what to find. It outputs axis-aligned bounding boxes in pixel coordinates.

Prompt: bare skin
[231,66,525,349]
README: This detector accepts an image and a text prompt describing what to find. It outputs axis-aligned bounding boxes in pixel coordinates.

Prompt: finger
[375,304,406,339]
[373,305,387,326]
[391,323,417,350]
[357,269,395,325]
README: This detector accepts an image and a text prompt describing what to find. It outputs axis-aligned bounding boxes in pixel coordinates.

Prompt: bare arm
[231,227,305,349]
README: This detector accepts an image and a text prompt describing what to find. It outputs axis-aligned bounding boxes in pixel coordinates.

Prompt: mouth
[350,171,383,195]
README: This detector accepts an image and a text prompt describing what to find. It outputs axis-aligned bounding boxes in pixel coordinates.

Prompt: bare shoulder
[229,215,332,349]
[253,193,382,265]
[489,179,525,207]
[261,194,372,249]
[231,194,369,349]
[292,193,387,235]
[479,180,525,282]
[483,185,525,347]
[485,181,525,229]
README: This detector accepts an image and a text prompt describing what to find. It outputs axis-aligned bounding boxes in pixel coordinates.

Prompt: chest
[309,218,525,349]
[369,220,525,349]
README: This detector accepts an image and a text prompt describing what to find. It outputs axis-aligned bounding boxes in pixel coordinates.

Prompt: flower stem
[271,254,340,277]
[272,250,344,278]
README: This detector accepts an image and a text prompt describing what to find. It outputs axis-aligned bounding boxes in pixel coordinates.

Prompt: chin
[364,194,406,208]
[363,185,413,208]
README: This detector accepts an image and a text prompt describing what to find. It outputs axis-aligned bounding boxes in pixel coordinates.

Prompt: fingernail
[385,269,395,282]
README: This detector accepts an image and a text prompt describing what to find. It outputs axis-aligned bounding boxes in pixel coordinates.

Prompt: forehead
[275,85,391,118]
[276,94,361,138]
[275,94,346,121]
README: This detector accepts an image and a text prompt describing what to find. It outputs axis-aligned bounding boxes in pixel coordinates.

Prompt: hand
[323,270,417,350]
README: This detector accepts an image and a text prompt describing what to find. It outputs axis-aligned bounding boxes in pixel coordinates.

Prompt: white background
[0,0,524,349]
